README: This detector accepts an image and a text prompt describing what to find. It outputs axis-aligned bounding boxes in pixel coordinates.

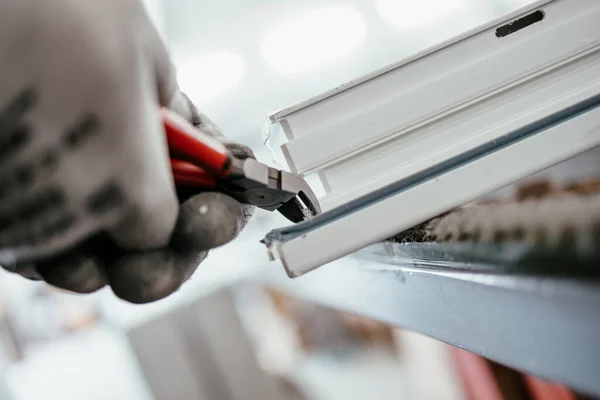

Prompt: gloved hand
[0,0,254,303]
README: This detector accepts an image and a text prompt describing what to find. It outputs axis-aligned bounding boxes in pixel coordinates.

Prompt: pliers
[161,108,321,223]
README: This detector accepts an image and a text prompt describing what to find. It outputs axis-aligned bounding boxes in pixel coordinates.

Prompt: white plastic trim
[271,106,600,277]
[264,0,600,277]
[269,0,600,211]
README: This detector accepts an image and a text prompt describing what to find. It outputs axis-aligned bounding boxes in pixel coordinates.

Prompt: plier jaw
[162,108,321,223]
[223,158,321,222]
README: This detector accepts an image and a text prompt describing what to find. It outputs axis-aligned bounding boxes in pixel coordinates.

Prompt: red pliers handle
[162,108,232,189]
[161,108,321,223]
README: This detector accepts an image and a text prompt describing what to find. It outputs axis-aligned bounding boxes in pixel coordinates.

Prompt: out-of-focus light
[261,5,367,74]
[505,0,538,9]
[176,51,246,103]
[375,0,465,29]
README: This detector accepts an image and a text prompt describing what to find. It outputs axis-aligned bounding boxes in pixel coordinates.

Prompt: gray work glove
[0,0,254,303]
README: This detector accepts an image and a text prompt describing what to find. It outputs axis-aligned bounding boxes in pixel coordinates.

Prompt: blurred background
[2,0,585,399]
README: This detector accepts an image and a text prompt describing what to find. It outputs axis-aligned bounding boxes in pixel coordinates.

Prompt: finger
[218,143,257,227]
[107,249,207,304]
[223,141,255,160]
[171,192,246,251]
[107,192,246,304]
[101,39,180,251]
[35,241,109,294]
[188,106,228,141]
[13,264,43,281]
[188,118,256,227]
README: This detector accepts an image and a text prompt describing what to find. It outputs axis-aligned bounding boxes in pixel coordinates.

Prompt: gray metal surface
[266,243,600,397]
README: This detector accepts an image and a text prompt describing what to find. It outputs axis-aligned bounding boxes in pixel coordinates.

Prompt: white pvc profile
[266,103,600,277]
[263,0,600,277]
[268,0,600,211]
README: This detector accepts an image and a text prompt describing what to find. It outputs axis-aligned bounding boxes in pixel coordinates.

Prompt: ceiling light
[261,5,367,75]
[375,0,465,29]
[175,51,246,104]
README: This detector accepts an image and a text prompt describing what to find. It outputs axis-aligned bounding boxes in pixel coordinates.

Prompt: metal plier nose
[162,108,321,223]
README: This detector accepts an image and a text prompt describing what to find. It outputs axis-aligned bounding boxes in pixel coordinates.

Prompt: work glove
[0,0,254,303]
